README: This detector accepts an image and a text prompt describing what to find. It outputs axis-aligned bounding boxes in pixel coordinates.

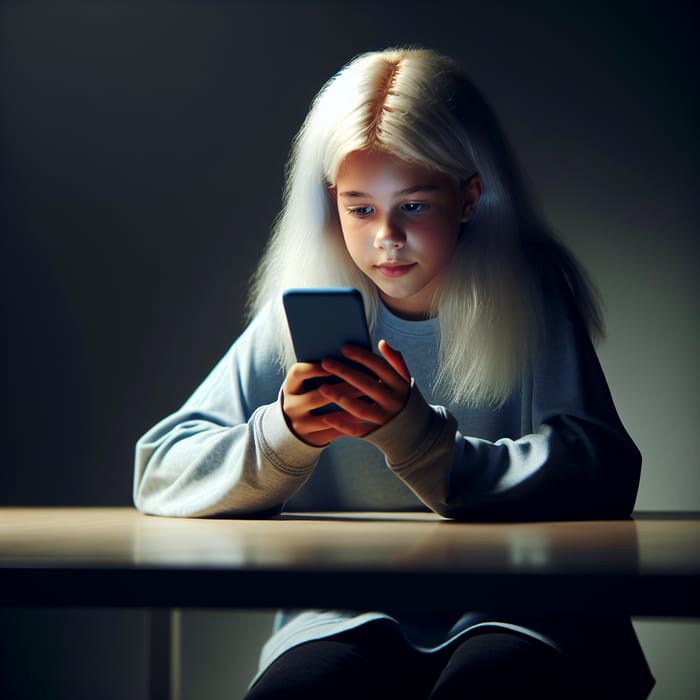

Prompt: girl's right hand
[281,362,353,447]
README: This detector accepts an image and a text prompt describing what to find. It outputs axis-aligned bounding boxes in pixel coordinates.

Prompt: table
[1,508,698,615]
[1,508,699,698]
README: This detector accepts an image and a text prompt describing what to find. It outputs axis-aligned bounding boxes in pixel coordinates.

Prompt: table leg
[146,608,181,700]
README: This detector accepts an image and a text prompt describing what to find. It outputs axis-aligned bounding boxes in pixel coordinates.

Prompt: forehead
[335,150,453,191]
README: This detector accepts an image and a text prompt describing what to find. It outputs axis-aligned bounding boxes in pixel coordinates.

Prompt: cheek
[426,229,461,265]
[339,226,364,265]
[340,223,368,253]
[339,222,352,248]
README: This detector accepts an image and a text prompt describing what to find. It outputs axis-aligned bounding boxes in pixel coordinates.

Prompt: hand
[317,339,411,438]
[281,362,353,446]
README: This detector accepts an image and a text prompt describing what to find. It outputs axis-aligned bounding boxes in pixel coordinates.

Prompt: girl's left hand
[317,339,411,437]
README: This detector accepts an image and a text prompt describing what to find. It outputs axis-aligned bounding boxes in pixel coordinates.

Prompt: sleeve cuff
[363,382,452,469]
[257,394,325,475]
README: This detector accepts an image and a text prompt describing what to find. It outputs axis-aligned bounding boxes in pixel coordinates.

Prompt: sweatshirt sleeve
[364,286,642,521]
[133,310,324,517]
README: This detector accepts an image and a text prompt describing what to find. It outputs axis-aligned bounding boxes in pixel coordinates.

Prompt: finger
[321,356,408,410]
[300,426,346,446]
[318,384,402,425]
[325,382,365,401]
[284,362,334,394]
[319,360,387,406]
[283,384,348,415]
[320,412,374,438]
[282,404,348,445]
[337,344,409,389]
[377,339,411,383]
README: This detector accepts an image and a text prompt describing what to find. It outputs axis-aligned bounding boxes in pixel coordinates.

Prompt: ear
[460,175,483,223]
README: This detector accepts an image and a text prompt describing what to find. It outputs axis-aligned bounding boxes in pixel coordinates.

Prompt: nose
[373,217,405,251]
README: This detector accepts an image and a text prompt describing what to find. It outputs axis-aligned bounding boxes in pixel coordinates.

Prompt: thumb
[378,339,411,383]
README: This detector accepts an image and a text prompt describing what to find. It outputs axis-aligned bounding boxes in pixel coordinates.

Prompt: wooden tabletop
[1,508,698,615]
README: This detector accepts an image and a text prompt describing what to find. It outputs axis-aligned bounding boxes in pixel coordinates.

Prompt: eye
[401,201,429,214]
[347,205,374,218]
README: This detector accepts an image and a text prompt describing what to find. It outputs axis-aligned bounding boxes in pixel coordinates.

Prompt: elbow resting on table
[437,444,642,523]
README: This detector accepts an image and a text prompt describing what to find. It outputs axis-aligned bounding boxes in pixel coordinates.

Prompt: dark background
[1,0,698,697]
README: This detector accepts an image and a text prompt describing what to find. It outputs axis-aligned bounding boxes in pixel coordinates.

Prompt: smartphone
[282,288,374,413]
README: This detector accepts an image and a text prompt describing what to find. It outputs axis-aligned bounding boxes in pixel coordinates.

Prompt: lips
[375,262,416,278]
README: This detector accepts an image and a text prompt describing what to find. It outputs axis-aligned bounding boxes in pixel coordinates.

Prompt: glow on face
[333,150,471,320]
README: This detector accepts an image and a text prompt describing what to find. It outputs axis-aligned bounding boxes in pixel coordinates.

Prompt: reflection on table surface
[1,507,698,576]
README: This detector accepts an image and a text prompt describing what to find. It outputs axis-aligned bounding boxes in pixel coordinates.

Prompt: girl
[134,48,653,698]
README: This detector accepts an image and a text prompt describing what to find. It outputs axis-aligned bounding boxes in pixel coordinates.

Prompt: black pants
[245,622,597,700]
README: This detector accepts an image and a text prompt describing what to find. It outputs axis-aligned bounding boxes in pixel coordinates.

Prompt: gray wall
[1,0,697,697]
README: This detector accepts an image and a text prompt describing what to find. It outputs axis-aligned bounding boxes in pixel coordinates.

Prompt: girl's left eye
[401,202,428,213]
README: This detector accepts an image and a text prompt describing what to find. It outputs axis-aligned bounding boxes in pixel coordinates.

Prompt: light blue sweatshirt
[134,276,652,697]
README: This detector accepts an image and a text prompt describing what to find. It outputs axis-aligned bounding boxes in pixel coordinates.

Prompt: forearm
[364,386,641,521]
[133,400,323,517]
[444,418,641,521]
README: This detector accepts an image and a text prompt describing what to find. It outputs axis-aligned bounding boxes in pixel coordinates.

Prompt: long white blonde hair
[247,47,603,406]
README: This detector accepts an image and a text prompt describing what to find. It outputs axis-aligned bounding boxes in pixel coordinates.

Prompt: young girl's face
[333,149,477,320]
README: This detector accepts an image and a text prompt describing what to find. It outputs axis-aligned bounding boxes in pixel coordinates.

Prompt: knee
[430,631,589,700]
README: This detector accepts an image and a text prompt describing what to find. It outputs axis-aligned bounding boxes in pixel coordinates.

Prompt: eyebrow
[337,184,439,198]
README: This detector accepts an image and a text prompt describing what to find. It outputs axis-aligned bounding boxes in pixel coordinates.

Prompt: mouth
[374,262,416,278]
